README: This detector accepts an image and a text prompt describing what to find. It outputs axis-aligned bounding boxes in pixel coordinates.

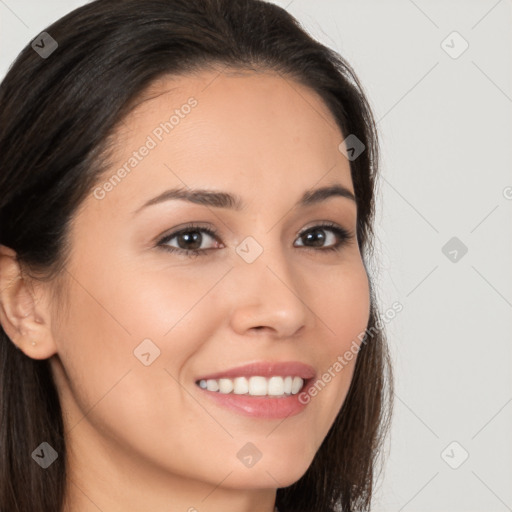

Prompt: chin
[222,469,309,491]
[219,453,314,490]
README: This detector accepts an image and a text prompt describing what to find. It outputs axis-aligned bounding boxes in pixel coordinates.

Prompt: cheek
[50,260,231,479]
[55,254,230,400]
[317,260,371,349]
[302,260,370,427]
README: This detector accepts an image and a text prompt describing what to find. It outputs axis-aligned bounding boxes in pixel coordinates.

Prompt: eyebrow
[132,183,356,215]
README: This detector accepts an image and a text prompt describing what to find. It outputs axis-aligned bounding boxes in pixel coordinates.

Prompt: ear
[0,244,58,360]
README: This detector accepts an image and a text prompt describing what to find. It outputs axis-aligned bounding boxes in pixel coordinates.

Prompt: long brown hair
[0,1,393,510]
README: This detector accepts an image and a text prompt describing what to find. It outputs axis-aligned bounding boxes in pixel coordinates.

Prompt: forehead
[114,68,345,155]
[89,68,353,216]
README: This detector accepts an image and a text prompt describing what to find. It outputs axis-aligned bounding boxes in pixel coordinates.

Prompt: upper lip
[195,361,316,382]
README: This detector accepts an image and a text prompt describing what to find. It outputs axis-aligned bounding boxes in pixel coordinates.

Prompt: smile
[194,361,316,419]
[196,375,305,397]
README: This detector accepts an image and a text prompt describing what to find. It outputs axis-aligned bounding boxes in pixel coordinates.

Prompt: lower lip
[196,381,312,419]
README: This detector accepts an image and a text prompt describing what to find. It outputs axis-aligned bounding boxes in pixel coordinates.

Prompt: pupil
[305,229,325,247]
[179,231,201,250]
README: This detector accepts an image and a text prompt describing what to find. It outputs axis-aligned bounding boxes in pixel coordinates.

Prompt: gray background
[1,1,511,511]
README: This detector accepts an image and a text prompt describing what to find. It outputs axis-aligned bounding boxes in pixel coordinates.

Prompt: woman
[0,1,393,511]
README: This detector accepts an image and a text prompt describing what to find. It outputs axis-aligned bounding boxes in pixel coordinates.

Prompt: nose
[227,247,311,339]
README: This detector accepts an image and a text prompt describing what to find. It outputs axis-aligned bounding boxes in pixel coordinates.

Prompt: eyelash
[156,222,354,258]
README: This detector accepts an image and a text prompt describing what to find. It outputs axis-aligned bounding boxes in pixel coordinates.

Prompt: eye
[294,222,354,253]
[156,221,354,257]
[157,223,222,257]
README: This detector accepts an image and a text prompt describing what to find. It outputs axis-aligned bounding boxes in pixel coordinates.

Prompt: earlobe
[0,244,58,360]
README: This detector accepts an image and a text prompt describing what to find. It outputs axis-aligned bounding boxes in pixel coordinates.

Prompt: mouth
[193,361,316,418]
[195,375,310,398]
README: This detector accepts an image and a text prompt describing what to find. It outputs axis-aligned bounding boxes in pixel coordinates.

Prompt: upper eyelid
[158,224,218,241]
[157,224,220,249]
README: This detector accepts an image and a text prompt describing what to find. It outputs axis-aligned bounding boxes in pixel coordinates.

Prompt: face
[46,69,370,505]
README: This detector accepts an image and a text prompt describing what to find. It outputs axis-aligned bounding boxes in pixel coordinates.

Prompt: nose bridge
[228,234,310,337]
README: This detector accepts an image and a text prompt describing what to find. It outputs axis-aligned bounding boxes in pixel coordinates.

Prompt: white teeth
[218,378,233,394]
[248,376,267,396]
[268,376,284,396]
[197,375,305,397]
[206,379,219,392]
[283,376,292,394]
[291,376,303,394]
[233,377,249,394]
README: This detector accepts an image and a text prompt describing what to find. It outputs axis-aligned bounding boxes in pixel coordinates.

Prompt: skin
[0,68,370,512]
